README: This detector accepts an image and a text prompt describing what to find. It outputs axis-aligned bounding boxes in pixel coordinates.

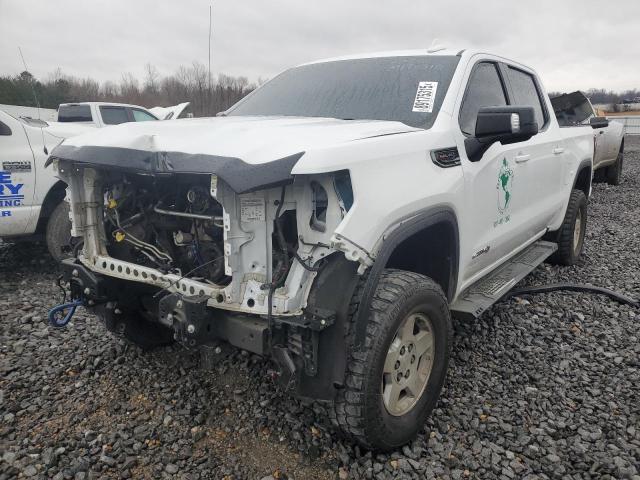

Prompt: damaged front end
[53,150,363,398]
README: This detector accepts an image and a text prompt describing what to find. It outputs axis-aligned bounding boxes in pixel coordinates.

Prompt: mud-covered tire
[96,306,174,351]
[46,201,74,263]
[606,150,623,186]
[332,269,452,451]
[547,189,587,266]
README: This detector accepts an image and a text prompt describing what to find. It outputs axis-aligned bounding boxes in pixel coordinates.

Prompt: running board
[451,240,557,320]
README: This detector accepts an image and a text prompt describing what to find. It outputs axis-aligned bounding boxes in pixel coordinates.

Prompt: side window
[0,121,11,136]
[100,106,130,125]
[131,109,157,122]
[459,62,508,135]
[58,104,93,123]
[506,67,546,128]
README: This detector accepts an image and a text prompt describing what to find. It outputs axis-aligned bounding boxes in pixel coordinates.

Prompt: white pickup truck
[0,102,189,259]
[551,91,625,184]
[52,48,596,450]
[57,102,189,127]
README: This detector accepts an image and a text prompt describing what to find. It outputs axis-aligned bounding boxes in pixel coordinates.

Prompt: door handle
[514,154,531,163]
[553,147,565,155]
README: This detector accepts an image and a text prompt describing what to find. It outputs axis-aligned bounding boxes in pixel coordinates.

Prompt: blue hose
[48,300,84,328]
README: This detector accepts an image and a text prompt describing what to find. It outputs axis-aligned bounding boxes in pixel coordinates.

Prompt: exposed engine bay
[104,176,228,284]
[56,161,357,320]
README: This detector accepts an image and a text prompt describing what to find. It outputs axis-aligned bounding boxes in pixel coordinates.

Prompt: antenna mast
[208,4,212,111]
[18,47,42,121]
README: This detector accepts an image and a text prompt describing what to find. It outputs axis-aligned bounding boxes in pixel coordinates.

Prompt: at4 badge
[494,158,513,227]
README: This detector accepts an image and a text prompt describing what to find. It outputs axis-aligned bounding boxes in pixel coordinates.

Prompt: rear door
[0,112,37,235]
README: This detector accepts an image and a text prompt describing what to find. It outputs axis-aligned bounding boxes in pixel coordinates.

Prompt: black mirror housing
[465,106,539,162]
[590,116,609,129]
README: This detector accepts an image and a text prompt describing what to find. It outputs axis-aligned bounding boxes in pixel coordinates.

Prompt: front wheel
[46,201,74,263]
[333,270,452,451]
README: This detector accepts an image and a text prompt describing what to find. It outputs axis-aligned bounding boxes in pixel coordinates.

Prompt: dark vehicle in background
[552,91,625,185]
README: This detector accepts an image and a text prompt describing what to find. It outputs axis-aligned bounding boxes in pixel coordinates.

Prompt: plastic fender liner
[353,207,460,350]
[295,253,361,400]
[47,145,304,194]
[572,158,593,197]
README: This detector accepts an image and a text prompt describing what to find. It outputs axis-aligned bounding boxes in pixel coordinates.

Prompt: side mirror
[465,106,538,162]
[589,116,609,129]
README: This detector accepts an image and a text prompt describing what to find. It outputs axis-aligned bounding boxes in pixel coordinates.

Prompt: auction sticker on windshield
[412,81,438,113]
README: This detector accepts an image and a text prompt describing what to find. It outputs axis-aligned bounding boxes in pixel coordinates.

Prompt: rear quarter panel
[548,126,594,231]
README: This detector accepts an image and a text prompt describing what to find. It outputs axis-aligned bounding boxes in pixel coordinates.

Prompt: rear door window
[100,106,130,125]
[58,104,93,123]
[459,62,508,135]
[505,67,547,128]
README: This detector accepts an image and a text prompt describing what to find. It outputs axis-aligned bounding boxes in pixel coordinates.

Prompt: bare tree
[1,64,256,115]
[119,72,140,104]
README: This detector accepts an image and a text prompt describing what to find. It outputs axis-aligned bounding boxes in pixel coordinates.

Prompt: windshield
[228,55,460,129]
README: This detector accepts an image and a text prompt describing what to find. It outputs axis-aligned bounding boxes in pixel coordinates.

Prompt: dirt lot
[1,137,639,479]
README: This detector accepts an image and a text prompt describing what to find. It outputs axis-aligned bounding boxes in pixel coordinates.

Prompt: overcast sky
[0,0,638,92]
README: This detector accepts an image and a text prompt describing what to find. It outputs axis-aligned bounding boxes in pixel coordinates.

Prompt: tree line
[548,88,640,105]
[0,63,258,117]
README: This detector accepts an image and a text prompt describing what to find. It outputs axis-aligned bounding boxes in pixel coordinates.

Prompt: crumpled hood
[50,116,419,193]
[55,115,418,165]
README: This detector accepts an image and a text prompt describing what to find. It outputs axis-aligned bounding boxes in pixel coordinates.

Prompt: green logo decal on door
[494,158,513,227]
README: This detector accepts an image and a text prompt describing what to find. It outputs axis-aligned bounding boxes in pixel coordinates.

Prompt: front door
[0,113,36,236]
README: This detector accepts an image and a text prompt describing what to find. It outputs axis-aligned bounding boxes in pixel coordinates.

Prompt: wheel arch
[572,159,592,198]
[353,207,459,349]
[295,206,459,400]
[35,180,67,233]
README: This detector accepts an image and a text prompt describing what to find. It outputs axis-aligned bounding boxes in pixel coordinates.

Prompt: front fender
[352,206,459,349]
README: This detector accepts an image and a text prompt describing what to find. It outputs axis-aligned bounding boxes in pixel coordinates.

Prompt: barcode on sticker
[240,198,265,222]
[412,81,438,113]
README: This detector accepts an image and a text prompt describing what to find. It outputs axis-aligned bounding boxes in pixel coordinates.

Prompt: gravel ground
[1,137,639,480]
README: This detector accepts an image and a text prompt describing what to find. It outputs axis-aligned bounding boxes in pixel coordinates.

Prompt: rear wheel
[547,189,587,266]
[606,150,624,186]
[332,269,452,451]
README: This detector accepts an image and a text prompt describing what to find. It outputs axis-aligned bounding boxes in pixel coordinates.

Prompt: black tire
[46,201,73,263]
[547,189,587,266]
[96,306,174,351]
[592,168,607,183]
[606,150,623,186]
[332,269,452,451]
